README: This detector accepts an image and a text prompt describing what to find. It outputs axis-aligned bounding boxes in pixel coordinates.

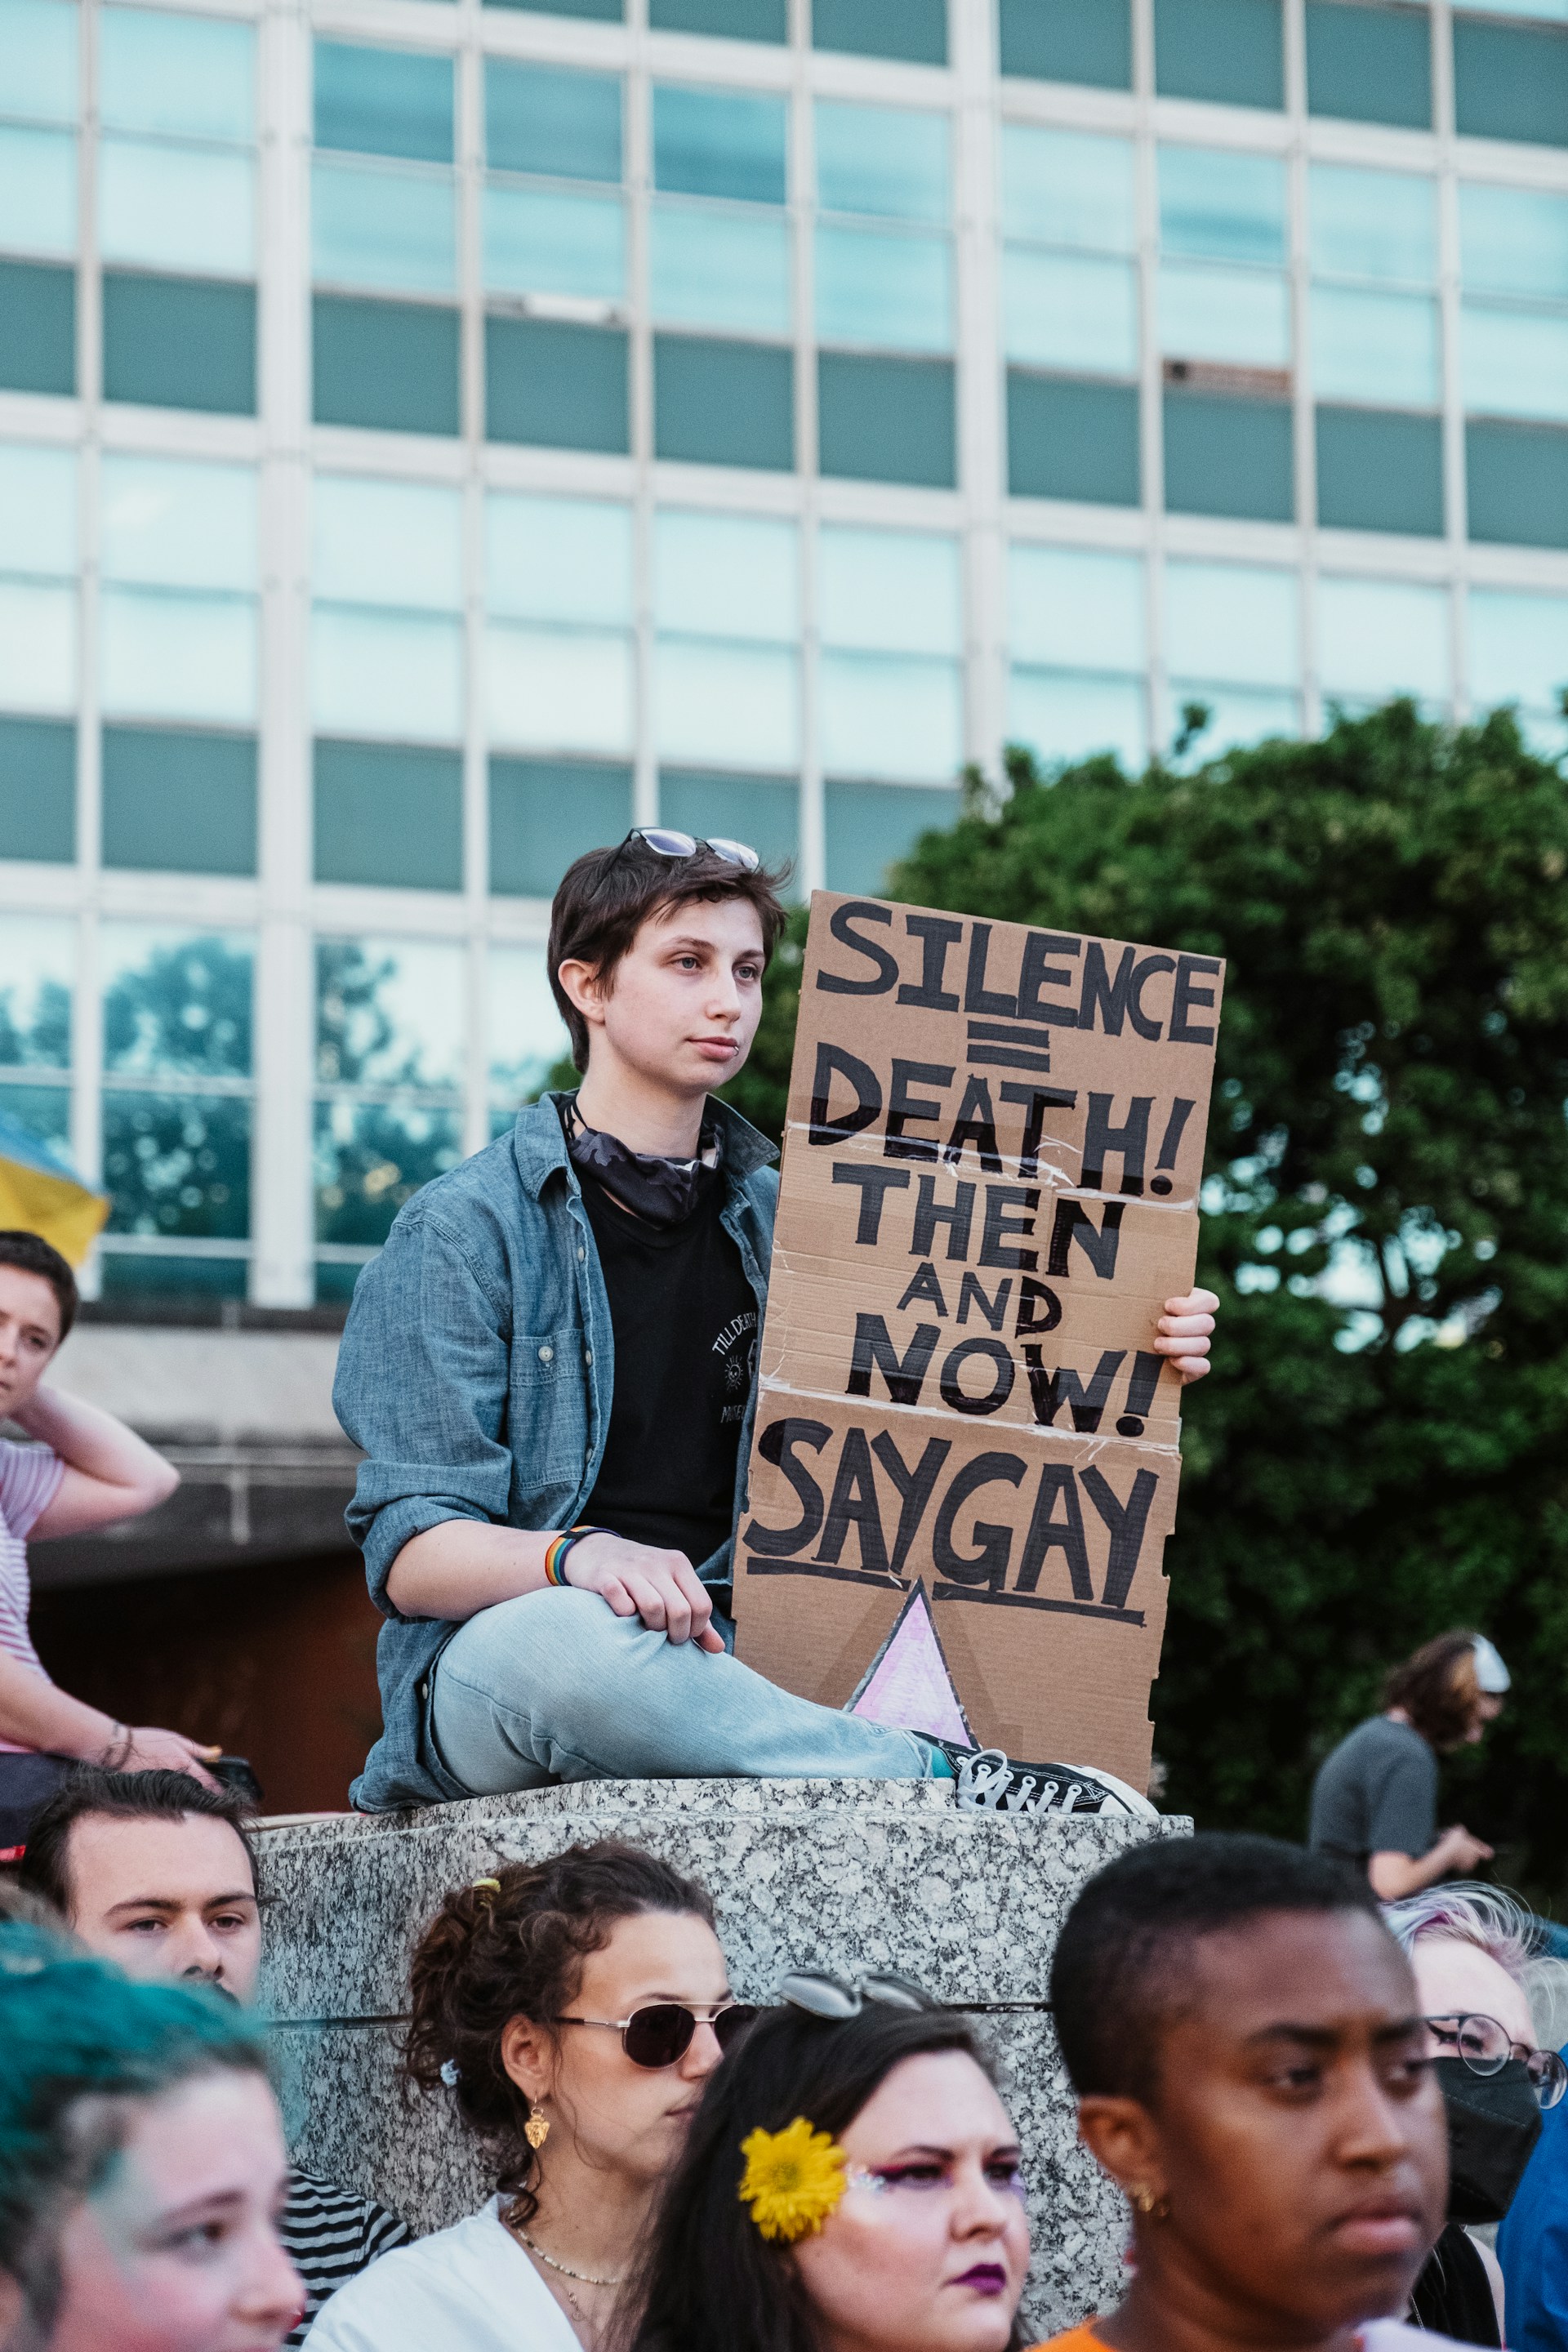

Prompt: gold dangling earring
[524,2107,550,2152]
[1130,2185,1169,2219]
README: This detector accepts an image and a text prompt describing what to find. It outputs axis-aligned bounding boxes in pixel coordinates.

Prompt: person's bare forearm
[385,1520,555,1619]
[0,1650,117,1760]
[1368,1844,1451,1900]
[15,1386,178,1504]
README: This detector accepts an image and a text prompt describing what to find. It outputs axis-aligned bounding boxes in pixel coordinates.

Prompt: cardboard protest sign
[733,892,1224,1792]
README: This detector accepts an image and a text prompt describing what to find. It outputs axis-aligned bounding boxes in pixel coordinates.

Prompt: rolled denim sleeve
[334,1204,517,1616]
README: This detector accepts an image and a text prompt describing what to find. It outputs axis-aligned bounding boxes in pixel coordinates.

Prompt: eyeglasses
[554,1999,758,2070]
[617,826,760,872]
[1427,2012,1568,2109]
[777,1969,931,2020]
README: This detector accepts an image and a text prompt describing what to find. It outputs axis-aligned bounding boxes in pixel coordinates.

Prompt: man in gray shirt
[1309,1629,1508,1898]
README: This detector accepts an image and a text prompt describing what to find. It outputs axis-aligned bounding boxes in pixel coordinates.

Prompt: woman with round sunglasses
[1383,1883,1564,2345]
[629,1971,1031,2352]
[301,1841,753,2352]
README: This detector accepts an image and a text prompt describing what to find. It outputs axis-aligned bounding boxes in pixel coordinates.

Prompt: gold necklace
[508,2219,627,2291]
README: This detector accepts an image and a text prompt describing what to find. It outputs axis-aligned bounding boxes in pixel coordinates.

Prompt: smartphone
[208,1754,265,1809]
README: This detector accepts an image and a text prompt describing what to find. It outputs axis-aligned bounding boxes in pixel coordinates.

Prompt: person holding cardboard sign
[333,834,1218,1815]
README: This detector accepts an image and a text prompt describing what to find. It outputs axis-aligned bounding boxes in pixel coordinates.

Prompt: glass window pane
[487,494,632,627]
[816,226,951,352]
[0,126,75,257]
[1165,559,1297,686]
[653,87,786,206]
[101,591,255,724]
[819,526,960,655]
[1003,248,1137,373]
[0,443,74,576]
[1312,286,1439,407]
[490,757,633,901]
[655,640,799,767]
[483,185,623,301]
[825,778,960,894]
[1169,685,1298,755]
[2,0,77,125]
[1159,145,1287,265]
[816,100,949,223]
[103,1094,251,1241]
[314,42,453,166]
[100,140,253,276]
[100,8,253,140]
[1009,544,1144,671]
[650,203,790,334]
[1000,125,1134,254]
[1310,163,1437,285]
[1318,577,1449,702]
[0,1081,71,1149]
[658,769,798,880]
[489,943,568,1103]
[1160,263,1290,365]
[487,625,634,755]
[312,608,461,742]
[819,652,961,780]
[1463,304,1568,423]
[0,581,74,711]
[314,478,462,612]
[312,158,455,294]
[486,61,621,182]
[1460,183,1568,302]
[316,935,465,1089]
[1469,586,1568,712]
[314,1098,461,1247]
[654,511,796,643]
[102,458,256,592]
[0,914,72,1067]
[1009,668,1147,770]
[101,925,253,1078]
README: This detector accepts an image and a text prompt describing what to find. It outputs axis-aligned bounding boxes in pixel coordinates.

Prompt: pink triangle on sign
[847,1582,973,1747]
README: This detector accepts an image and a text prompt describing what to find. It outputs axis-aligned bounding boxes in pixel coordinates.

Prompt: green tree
[728,707,1568,1901]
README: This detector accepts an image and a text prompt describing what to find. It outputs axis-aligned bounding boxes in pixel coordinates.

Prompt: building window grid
[5,0,1568,1301]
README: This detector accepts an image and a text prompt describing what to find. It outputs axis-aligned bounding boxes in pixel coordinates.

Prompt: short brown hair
[1383,1631,1488,1753]
[0,1231,77,1343]
[547,839,789,1073]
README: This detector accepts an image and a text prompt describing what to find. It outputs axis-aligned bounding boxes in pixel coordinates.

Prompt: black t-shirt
[1307,1715,1439,1864]
[578,1174,757,1571]
[1411,2223,1502,2345]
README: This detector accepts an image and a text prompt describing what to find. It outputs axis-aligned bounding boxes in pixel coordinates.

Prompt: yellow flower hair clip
[737,2117,848,2243]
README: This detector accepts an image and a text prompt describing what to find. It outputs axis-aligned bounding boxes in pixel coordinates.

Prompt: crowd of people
[2,831,1563,2348]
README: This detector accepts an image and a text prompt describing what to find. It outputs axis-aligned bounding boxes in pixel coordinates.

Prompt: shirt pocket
[509,1325,590,1486]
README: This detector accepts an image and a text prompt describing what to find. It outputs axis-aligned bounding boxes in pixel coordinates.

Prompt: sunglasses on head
[778,1969,931,2020]
[614,826,761,872]
[554,1998,759,2070]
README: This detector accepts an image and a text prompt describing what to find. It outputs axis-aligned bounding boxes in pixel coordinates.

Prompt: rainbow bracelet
[542,1526,608,1587]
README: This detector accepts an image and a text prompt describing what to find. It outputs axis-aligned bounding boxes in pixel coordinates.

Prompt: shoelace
[956,1749,1092,1815]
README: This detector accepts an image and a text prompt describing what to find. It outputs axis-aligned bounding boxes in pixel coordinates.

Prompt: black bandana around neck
[560,1096,723,1228]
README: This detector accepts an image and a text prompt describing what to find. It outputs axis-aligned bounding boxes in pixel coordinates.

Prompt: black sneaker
[922,1738,1157,1821]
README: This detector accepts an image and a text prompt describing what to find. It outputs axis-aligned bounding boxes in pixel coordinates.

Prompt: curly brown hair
[402,1839,717,2221]
[1383,1630,1488,1753]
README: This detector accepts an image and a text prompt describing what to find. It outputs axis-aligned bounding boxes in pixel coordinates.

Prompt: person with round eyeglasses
[1383,1882,1560,2344]
[301,1838,749,2352]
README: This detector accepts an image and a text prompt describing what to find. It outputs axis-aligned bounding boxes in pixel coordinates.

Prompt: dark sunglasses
[554,1999,759,2069]
[613,826,760,872]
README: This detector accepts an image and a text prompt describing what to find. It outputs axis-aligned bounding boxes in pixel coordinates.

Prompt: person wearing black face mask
[1384,1884,1566,2345]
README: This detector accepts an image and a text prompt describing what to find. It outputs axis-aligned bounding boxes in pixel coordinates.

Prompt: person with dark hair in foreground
[333,833,1218,1814]
[0,1228,214,1854]
[630,1973,1029,2352]
[17,1767,409,2345]
[1309,1633,1509,1900]
[1025,1832,1452,2352]
[0,1918,302,2351]
[305,1838,742,2351]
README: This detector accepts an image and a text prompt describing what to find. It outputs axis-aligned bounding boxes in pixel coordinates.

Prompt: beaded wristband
[543,1526,609,1587]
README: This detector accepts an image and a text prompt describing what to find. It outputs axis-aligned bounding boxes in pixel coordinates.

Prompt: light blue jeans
[427,1586,933,1793]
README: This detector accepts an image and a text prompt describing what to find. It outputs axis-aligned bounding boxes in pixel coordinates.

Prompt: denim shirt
[333,1093,779,1811]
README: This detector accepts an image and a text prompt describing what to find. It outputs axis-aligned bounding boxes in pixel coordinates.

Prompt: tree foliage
[724,706,1568,1900]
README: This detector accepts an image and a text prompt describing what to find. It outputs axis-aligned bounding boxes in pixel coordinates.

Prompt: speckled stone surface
[258,1779,1189,2337]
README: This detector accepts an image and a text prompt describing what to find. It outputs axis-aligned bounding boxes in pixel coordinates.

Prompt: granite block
[258,1778,1184,2337]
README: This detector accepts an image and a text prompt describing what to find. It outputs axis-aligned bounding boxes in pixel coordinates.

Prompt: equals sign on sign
[964,1019,1054,1074]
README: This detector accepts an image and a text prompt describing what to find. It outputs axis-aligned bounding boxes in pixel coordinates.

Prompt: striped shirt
[0,1440,64,1755]
[283,2167,411,2347]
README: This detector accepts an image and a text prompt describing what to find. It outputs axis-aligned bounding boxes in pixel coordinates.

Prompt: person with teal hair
[0,1921,303,2351]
